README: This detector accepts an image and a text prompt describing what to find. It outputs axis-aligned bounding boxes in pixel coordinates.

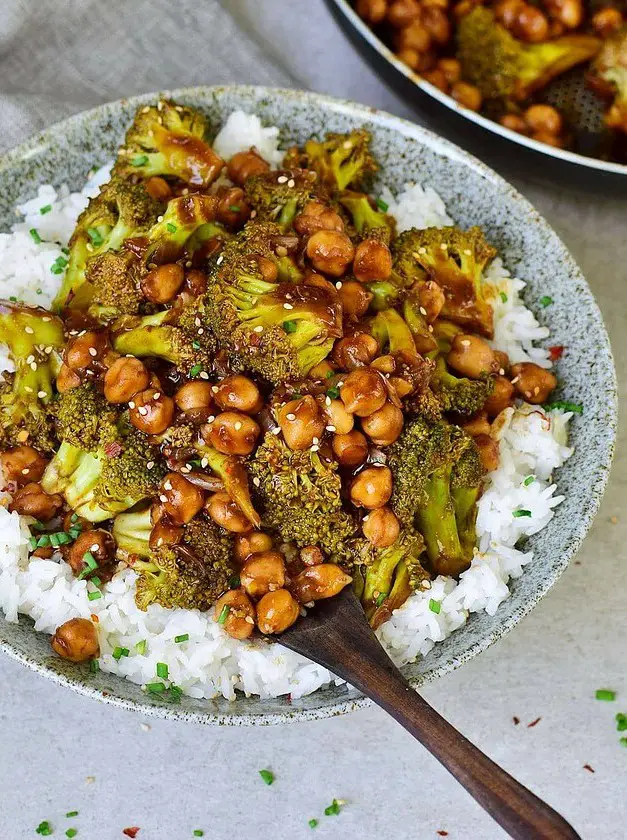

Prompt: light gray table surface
[0,2,625,838]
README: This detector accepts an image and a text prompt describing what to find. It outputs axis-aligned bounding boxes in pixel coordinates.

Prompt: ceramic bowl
[0,86,616,724]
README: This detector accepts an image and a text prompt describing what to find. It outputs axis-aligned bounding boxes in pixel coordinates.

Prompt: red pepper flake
[123,829,140,838]
[91,613,99,623]
[583,764,595,774]
[512,716,520,725]
[104,441,123,459]
[437,832,449,837]
[527,717,542,728]
[548,345,565,361]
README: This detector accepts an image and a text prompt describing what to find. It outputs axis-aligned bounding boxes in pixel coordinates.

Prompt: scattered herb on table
[35,822,53,836]
[259,769,275,785]
[324,799,342,816]
[595,689,616,701]
[308,819,319,829]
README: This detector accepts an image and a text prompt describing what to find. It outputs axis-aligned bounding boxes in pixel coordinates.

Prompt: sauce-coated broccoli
[284,129,377,192]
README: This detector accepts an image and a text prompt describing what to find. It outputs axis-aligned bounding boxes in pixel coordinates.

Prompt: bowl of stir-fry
[328,0,627,174]
[0,87,616,723]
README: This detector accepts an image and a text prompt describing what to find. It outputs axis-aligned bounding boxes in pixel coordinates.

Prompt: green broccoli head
[0,303,65,453]
[53,383,118,451]
[339,190,395,242]
[284,129,377,192]
[244,168,318,228]
[431,356,494,416]
[144,193,223,265]
[115,99,224,188]
[393,225,496,337]
[593,26,627,132]
[450,429,485,560]
[53,177,163,312]
[249,431,357,556]
[85,250,144,321]
[457,7,601,102]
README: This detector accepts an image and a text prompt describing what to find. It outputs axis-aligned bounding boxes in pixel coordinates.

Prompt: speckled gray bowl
[0,86,617,725]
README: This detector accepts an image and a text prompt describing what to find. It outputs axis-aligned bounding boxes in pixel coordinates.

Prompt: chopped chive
[169,684,183,702]
[229,574,241,589]
[326,370,335,379]
[29,228,42,244]
[595,689,616,701]
[66,829,77,838]
[174,634,189,643]
[8,295,17,302]
[67,529,81,540]
[56,532,72,545]
[326,386,340,400]
[616,713,627,731]
[89,659,99,673]
[35,821,53,836]
[513,509,532,518]
[192,340,201,350]
[189,363,203,377]
[544,401,583,415]
[375,592,387,607]
[376,198,389,212]
[49,532,60,548]
[40,205,52,215]
[499,291,508,303]
[31,519,46,530]
[28,536,38,551]
[90,576,102,588]
[83,551,98,570]
[36,288,43,295]
[193,831,204,837]
[87,227,104,246]
[259,769,274,785]
[539,295,553,307]
[523,475,535,486]
[61,246,70,255]
[218,605,230,625]
[156,662,169,679]
[130,154,149,166]
[112,647,129,660]
[65,812,78,818]
[282,320,297,334]
[166,223,177,233]
[87,591,102,601]
[37,535,51,547]
[135,639,147,655]
[71,513,79,523]
[324,799,342,816]
[309,819,319,829]
[146,682,166,694]
[429,599,441,614]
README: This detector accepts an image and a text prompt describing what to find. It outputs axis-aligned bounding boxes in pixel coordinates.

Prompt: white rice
[0,114,572,701]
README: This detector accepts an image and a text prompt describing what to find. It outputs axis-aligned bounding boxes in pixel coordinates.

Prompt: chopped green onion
[174,634,189,643]
[68,528,82,539]
[326,386,340,400]
[229,205,241,212]
[544,401,583,415]
[31,519,46,530]
[71,513,79,523]
[113,647,129,660]
[146,682,166,694]
[539,295,553,307]
[282,320,297,334]
[523,475,535,486]
[49,532,60,548]
[513,509,532,518]
[156,662,169,679]
[83,551,98,570]
[259,769,274,785]
[36,288,43,295]
[166,223,177,233]
[326,370,335,379]
[56,532,72,545]
[87,227,104,246]
[40,205,52,215]
[376,198,389,212]
[8,295,17,302]
[324,799,342,816]
[65,812,78,819]
[309,819,319,829]
[189,363,203,377]
[90,576,102,588]
[135,639,147,655]
[192,340,201,350]
[616,713,627,731]
[218,605,230,625]
[429,599,441,614]
[499,292,508,303]
[620,737,627,747]
[28,537,38,551]
[169,684,183,702]
[50,255,69,274]
[66,829,77,838]
[89,659,99,673]
[35,821,53,836]
[595,689,616,701]
[37,534,51,548]
[29,228,42,244]
[130,154,149,166]
[193,831,204,837]
[375,592,387,607]
[87,591,102,601]
[229,574,241,589]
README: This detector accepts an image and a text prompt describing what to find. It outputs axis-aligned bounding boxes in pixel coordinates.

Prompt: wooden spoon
[278,587,581,840]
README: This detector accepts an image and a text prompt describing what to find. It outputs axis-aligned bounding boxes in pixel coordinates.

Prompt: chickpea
[397,48,421,70]
[67,529,117,581]
[308,360,336,380]
[531,131,563,148]
[524,104,562,135]
[398,20,432,52]
[214,375,263,414]
[129,388,174,435]
[356,0,388,24]
[56,363,81,392]
[495,0,524,28]
[460,411,491,437]
[184,268,208,296]
[226,148,269,186]
[206,492,251,533]
[65,330,109,372]
[340,368,387,417]
[332,333,379,371]
[323,399,354,435]
[499,113,529,134]
[484,375,515,417]
[352,238,393,284]
[216,187,250,228]
[159,472,206,525]
[447,334,498,379]
[214,589,256,640]
[0,446,47,486]
[423,68,449,92]
[361,401,404,446]
[104,357,150,404]
[150,519,183,550]
[9,483,63,520]
[475,434,500,472]
[300,545,324,566]
[513,5,549,42]
[240,551,286,599]
[350,465,393,510]
[371,355,396,375]
[421,6,451,44]
[144,176,172,201]
[494,350,510,373]
[256,589,300,634]
[51,617,99,662]
[293,201,344,236]
[174,380,215,422]
[332,430,369,468]
[437,57,461,85]
[292,564,352,603]
[206,411,260,456]
[592,7,623,37]
[416,280,445,322]
[306,230,355,277]
[387,0,421,27]
[389,376,414,398]
[451,81,483,111]
[363,506,400,548]
[546,0,582,28]
[338,280,373,320]
[278,396,326,451]
[140,263,185,304]
[510,363,557,404]
[234,531,274,563]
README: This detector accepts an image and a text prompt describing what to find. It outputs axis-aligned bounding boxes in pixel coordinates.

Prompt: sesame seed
[201,457,209,468]
[206,416,215,424]
[234,421,242,431]
[90,543,99,553]
[271,427,281,435]
[325,396,332,406]
[30,362,37,371]
[427,325,433,333]
[185,260,192,268]
[89,347,97,357]
[24,386,33,394]
[286,413,296,421]
[180,466,190,474]
[146,461,154,469]
[138,406,148,415]
[164,480,173,491]
[153,392,161,400]
[44,346,52,355]
[440,243,448,250]
[461,339,471,347]
[419,306,427,316]
[159,494,168,503]
[197,328,204,334]
[37,390,47,399]
[195,318,201,327]
[157,538,164,547]
[511,376,520,384]
[199,371,209,380]
[211,386,219,393]
[283,303,293,310]
[335,281,343,289]
[245,616,255,625]
[26,355,35,364]
[499,368,505,376]
[250,210,257,219]
[128,401,135,409]
[343,139,353,149]
[326,425,336,432]
[16,430,29,443]
[287,178,295,188]
[464,249,472,256]
[252,477,261,487]
[157,215,163,222]
[42,317,51,323]
[310,445,319,452]
[21,468,29,475]
[253,325,264,333]
[312,437,319,444]
[277,175,288,184]
[24,326,34,334]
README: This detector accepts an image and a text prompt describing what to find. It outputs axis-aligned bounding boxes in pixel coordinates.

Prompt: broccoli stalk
[111,505,153,557]
[339,190,395,241]
[194,442,260,528]
[144,193,222,265]
[284,129,377,192]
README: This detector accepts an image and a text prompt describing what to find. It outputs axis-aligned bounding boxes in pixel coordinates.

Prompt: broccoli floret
[115,99,224,188]
[339,190,395,242]
[54,383,118,451]
[85,250,143,321]
[593,26,627,133]
[53,177,163,312]
[249,432,357,555]
[144,193,224,265]
[244,168,318,228]
[457,7,601,103]
[431,356,494,416]
[0,303,65,453]
[193,442,260,528]
[205,224,342,383]
[369,306,437,361]
[284,129,377,192]
[393,226,496,337]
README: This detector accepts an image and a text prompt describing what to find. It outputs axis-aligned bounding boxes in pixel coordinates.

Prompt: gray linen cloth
[0,0,292,153]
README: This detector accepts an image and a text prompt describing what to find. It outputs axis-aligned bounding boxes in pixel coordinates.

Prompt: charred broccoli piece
[457,7,601,103]
[143,193,224,265]
[393,226,496,337]
[339,190,395,242]
[284,129,377,192]
[85,250,144,321]
[592,26,627,133]
[431,356,494,416]
[0,303,65,453]
[115,99,223,188]
[249,432,357,556]
[53,177,163,312]
[205,224,342,383]
[244,168,318,228]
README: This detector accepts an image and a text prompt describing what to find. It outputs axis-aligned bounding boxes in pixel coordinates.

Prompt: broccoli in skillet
[592,26,627,134]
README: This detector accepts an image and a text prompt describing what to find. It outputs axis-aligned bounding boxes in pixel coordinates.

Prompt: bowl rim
[0,84,617,725]
[328,0,627,177]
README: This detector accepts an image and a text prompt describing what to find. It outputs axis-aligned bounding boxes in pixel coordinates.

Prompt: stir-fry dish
[0,100,561,679]
[353,0,627,161]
